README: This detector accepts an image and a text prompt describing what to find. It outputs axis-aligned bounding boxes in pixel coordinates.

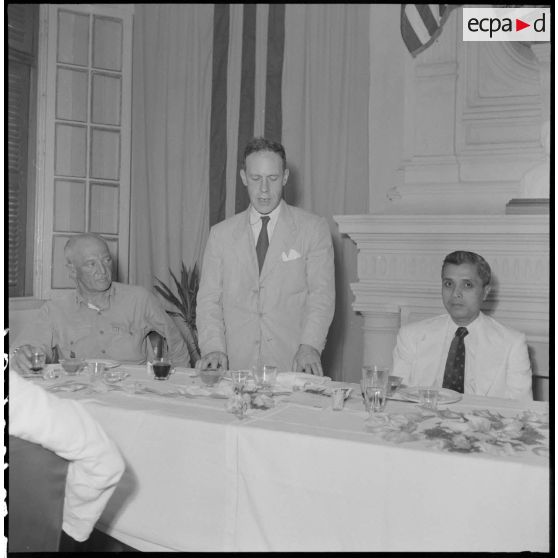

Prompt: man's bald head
[64,233,110,265]
[64,234,113,295]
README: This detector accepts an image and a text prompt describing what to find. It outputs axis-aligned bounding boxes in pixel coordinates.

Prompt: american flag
[401,4,459,57]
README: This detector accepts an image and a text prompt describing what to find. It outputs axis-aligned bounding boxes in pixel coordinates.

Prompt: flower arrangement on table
[365,408,549,456]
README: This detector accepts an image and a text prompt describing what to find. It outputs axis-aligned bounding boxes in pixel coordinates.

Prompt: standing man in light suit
[196,137,335,375]
[392,251,533,400]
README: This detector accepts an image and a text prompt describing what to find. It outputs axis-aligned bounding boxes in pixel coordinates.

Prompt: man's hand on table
[196,351,228,371]
[293,344,323,376]
[9,344,42,375]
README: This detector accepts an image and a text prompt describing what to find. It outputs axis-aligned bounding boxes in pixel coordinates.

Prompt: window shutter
[8,4,36,55]
[7,62,31,296]
[7,4,37,297]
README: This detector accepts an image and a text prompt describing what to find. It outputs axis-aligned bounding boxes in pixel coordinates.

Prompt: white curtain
[130,4,213,289]
[282,5,370,380]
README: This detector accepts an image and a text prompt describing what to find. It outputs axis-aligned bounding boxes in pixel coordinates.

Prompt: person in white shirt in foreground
[391,250,533,400]
[8,369,125,548]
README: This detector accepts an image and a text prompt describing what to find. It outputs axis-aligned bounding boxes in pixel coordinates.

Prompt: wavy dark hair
[442,251,491,286]
[242,137,287,170]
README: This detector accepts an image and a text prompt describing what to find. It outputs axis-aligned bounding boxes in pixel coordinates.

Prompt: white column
[361,310,400,369]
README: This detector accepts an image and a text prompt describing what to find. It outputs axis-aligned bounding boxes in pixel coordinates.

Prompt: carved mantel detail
[334,214,549,397]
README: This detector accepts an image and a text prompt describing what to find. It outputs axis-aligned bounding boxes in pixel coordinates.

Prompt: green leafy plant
[154,262,201,366]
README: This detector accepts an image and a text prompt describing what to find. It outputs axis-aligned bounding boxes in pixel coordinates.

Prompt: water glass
[362,365,389,413]
[254,365,278,389]
[88,361,106,381]
[29,348,47,374]
[366,386,388,413]
[419,387,439,410]
[331,388,346,411]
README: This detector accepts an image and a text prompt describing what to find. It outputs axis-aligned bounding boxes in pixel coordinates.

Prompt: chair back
[8,435,69,552]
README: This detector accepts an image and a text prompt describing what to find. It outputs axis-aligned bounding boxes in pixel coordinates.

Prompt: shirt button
[99,330,104,334]
[101,350,106,354]
[70,341,74,345]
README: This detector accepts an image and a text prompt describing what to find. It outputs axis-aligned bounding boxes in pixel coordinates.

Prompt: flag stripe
[401,6,424,54]
[235,4,257,214]
[405,5,431,45]
[401,4,458,57]
[264,3,285,144]
[416,4,439,36]
[209,4,229,226]
[254,5,269,138]
[225,6,243,219]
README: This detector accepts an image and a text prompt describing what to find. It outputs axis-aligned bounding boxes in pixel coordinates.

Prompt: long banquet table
[29,364,550,552]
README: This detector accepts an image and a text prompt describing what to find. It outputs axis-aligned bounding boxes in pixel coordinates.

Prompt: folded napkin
[275,372,331,391]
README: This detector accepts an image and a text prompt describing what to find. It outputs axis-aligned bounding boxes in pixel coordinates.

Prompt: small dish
[60,358,87,375]
[199,368,224,387]
[398,387,462,405]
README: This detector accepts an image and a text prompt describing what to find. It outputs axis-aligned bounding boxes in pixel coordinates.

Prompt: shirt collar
[74,283,115,310]
[249,201,282,227]
[449,312,482,335]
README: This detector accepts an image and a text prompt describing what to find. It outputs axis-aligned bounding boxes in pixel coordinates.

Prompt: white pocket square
[281,249,301,262]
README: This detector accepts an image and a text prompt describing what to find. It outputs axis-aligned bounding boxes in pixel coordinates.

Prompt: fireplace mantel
[334,214,549,399]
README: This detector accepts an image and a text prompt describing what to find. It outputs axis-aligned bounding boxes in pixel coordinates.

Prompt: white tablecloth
[42,365,549,552]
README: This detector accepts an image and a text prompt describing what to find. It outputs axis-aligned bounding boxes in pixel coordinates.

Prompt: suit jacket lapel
[416,315,451,386]
[466,313,500,395]
[260,202,298,282]
[232,209,260,280]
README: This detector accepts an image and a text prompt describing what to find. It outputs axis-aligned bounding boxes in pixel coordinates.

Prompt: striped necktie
[442,327,469,393]
[256,216,270,274]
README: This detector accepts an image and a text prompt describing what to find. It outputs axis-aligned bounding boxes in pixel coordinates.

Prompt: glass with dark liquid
[152,358,174,380]
[29,349,47,373]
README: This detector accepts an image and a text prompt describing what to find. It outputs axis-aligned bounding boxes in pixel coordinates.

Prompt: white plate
[397,387,462,405]
[46,381,90,393]
[85,359,120,369]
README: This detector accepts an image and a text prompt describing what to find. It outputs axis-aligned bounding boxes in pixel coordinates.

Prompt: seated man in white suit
[196,137,335,375]
[392,250,532,400]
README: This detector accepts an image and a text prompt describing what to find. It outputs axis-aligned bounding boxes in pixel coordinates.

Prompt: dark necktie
[442,326,469,393]
[256,216,270,274]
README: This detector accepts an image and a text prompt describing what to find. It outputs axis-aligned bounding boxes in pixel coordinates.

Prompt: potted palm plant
[154,262,201,367]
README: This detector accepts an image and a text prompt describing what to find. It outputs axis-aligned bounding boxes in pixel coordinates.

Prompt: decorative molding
[398,38,545,213]
[465,43,540,108]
